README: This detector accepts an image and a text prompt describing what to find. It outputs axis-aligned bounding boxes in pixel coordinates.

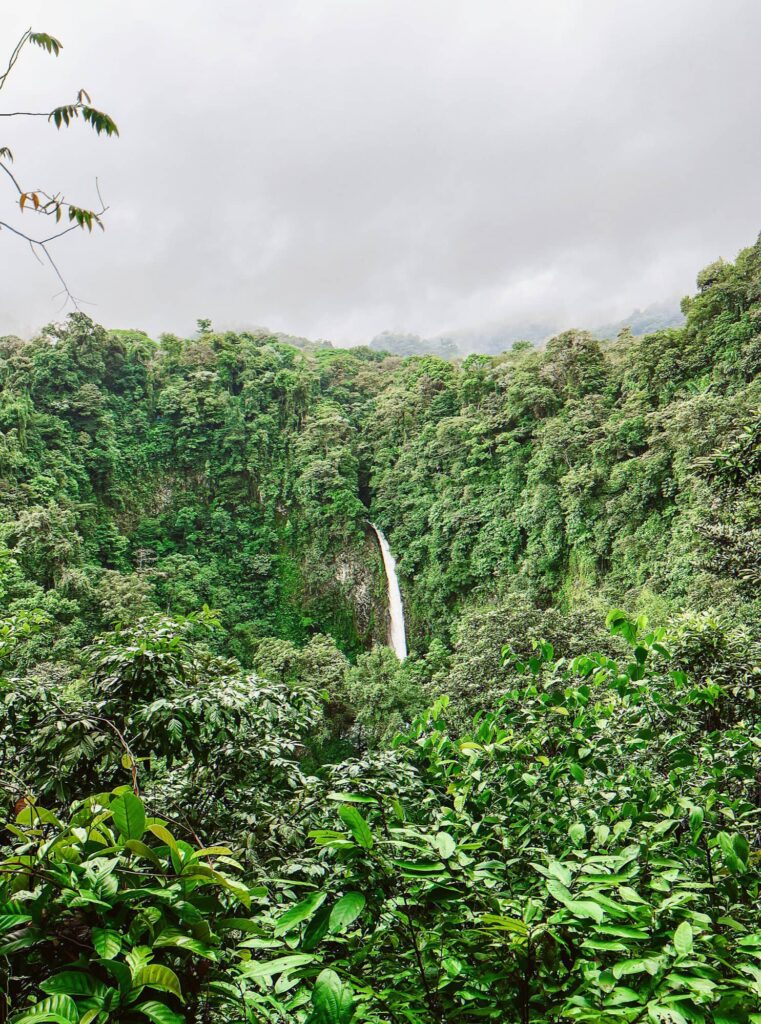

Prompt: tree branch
[1,27,115,310]
[0,29,31,92]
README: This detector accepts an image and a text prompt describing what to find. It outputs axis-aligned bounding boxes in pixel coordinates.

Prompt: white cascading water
[370,524,407,661]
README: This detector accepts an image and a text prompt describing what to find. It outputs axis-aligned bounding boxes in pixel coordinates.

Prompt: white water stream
[370,524,407,661]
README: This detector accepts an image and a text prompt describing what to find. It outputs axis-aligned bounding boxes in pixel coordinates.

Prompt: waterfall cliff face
[370,524,407,661]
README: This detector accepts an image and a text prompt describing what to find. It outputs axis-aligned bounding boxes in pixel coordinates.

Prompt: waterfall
[370,524,407,661]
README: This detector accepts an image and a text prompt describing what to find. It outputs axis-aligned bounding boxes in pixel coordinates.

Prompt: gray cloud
[2,0,761,342]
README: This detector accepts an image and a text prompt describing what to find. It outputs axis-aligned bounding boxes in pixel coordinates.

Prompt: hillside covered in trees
[2,235,761,1023]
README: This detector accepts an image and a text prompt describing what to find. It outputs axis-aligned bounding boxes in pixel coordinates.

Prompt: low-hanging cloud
[2,0,761,343]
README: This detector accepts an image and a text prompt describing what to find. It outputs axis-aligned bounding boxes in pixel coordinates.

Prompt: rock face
[331,533,387,645]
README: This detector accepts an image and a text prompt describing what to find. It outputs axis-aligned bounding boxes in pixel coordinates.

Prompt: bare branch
[28,239,43,266]
[42,243,81,311]
[0,179,109,313]
[0,29,32,92]
[0,222,79,306]
[0,161,22,194]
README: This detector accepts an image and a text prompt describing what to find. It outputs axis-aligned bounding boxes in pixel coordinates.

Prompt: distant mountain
[241,300,685,362]
[369,331,459,358]
[369,301,685,359]
[368,323,557,358]
[592,300,685,341]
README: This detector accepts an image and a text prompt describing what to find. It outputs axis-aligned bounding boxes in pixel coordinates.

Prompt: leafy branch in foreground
[0,28,118,308]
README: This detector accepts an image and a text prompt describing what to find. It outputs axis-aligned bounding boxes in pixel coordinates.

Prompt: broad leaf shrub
[248,611,761,1023]
[0,791,255,1024]
[0,613,324,864]
[2,610,761,1022]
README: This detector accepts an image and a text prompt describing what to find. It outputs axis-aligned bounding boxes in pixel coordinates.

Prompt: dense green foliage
[2,235,761,1021]
[2,608,761,1022]
[2,235,761,709]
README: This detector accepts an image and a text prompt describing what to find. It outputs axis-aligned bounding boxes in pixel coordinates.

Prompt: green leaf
[111,793,146,840]
[329,892,366,933]
[647,1006,688,1024]
[308,968,355,1024]
[81,106,120,137]
[13,995,79,1024]
[274,892,327,936]
[133,964,183,1001]
[92,927,121,960]
[241,954,315,980]
[338,805,373,849]
[302,905,333,951]
[673,920,693,957]
[147,823,178,852]
[688,806,704,836]
[547,860,573,887]
[135,1001,185,1024]
[125,839,162,867]
[392,860,446,875]
[482,914,529,935]
[154,929,217,960]
[217,918,265,934]
[29,33,63,57]
[40,971,96,996]
[0,914,32,932]
[434,831,456,859]
[547,880,604,922]
[96,957,132,996]
[569,823,586,847]
[326,792,377,804]
[733,834,750,864]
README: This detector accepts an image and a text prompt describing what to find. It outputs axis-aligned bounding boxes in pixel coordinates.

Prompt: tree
[0,27,118,306]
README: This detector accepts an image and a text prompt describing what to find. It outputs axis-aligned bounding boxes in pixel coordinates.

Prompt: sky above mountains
[2,1,761,344]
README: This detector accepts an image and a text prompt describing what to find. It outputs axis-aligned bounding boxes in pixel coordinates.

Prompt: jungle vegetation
[2,234,761,1022]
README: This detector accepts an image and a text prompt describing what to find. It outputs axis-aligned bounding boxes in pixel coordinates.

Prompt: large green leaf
[154,928,218,959]
[97,957,133,997]
[13,995,79,1024]
[302,905,332,951]
[673,921,693,957]
[329,893,366,933]
[133,964,183,1001]
[308,969,355,1024]
[0,913,32,933]
[547,880,604,922]
[0,926,39,955]
[275,892,326,936]
[125,839,162,867]
[92,927,121,960]
[241,954,315,980]
[338,805,373,850]
[434,832,456,859]
[147,823,178,852]
[40,971,98,996]
[135,1002,185,1024]
[111,792,146,840]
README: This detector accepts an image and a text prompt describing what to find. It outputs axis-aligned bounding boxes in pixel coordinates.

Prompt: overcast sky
[1,0,760,343]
